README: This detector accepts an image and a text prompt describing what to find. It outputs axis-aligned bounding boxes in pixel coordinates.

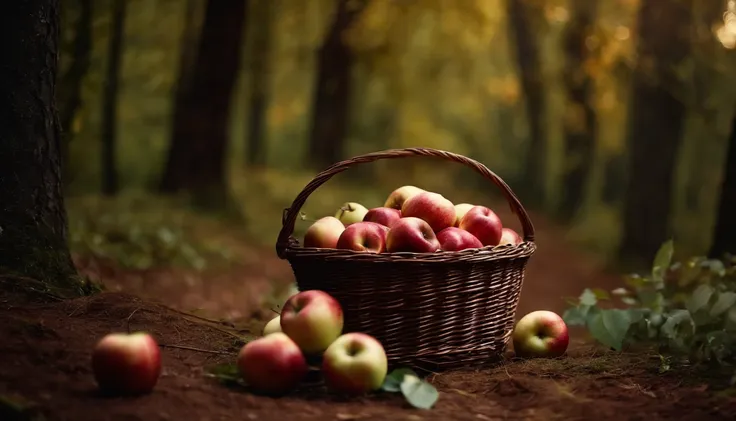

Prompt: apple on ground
[236,332,309,395]
[401,191,456,233]
[91,332,161,395]
[303,216,345,249]
[453,203,475,227]
[436,227,483,251]
[336,221,389,253]
[363,207,402,228]
[498,227,522,246]
[458,205,503,246]
[384,185,425,210]
[385,217,441,253]
[280,290,344,355]
[322,332,388,396]
[335,202,369,226]
[262,315,282,336]
[512,310,569,358]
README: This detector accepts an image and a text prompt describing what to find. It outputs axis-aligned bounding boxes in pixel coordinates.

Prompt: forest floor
[1,201,735,420]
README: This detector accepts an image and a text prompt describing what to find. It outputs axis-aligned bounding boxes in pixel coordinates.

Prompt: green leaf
[591,288,611,300]
[686,284,714,314]
[562,307,588,326]
[621,297,638,306]
[400,374,439,410]
[660,310,694,340]
[587,309,633,351]
[381,367,417,392]
[703,259,726,277]
[624,274,646,289]
[651,240,674,282]
[579,288,597,306]
[710,292,736,317]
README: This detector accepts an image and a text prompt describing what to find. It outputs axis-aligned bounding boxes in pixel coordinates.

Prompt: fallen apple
[453,203,475,227]
[91,332,161,395]
[321,332,388,395]
[262,315,282,336]
[280,290,344,354]
[458,205,503,246]
[303,216,345,249]
[436,227,483,251]
[401,191,456,233]
[236,332,309,395]
[512,310,569,358]
[385,216,441,253]
[363,207,402,228]
[336,221,389,253]
[335,202,369,226]
[498,227,522,246]
[384,185,425,210]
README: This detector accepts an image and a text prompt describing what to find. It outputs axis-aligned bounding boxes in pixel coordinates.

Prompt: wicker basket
[275,148,536,371]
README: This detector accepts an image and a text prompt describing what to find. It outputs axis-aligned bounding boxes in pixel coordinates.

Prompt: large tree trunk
[709,112,736,258]
[506,0,547,206]
[0,0,82,293]
[58,0,93,185]
[100,0,127,196]
[306,0,367,169]
[159,0,247,205]
[558,0,599,221]
[246,0,274,167]
[174,0,202,102]
[618,0,694,268]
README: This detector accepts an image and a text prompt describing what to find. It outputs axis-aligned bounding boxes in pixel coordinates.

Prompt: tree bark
[246,0,274,167]
[306,0,367,169]
[0,0,82,292]
[100,0,127,196]
[618,0,694,268]
[558,0,599,221]
[58,0,93,184]
[174,0,201,102]
[159,0,247,204]
[709,112,736,258]
[505,0,547,206]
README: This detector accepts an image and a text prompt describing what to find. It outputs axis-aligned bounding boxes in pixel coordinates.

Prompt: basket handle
[275,147,535,258]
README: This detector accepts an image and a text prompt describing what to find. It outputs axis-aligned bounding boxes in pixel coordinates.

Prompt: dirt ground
[2,204,735,420]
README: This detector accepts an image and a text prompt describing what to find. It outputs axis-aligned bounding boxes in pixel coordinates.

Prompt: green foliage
[564,241,736,373]
[381,367,439,409]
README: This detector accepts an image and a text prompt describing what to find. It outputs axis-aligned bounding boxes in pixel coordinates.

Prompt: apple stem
[270,307,281,316]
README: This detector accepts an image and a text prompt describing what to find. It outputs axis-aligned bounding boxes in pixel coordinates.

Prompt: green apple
[321,332,388,395]
[262,315,282,336]
[334,202,369,226]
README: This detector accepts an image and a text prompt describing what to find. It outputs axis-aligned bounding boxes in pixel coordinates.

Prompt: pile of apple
[303,185,523,254]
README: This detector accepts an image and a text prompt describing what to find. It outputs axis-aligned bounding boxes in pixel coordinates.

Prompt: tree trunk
[174,0,201,101]
[0,0,83,293]
[159,0,247,205]
[558,0,599,221]
[306,0,367,169]
[709,112,736,258]
[505,0,547,206]
[246,0,274,167]
[618,0,694,268]
[58,0,93,185]
[100,0,127,196]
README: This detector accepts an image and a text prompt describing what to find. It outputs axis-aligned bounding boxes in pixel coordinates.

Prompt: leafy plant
[381,367,439,409]
[564,240,736,372]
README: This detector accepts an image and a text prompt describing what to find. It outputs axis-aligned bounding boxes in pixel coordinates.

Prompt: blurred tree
[710,111,736,258]
[174,0,203,100]
[307,0,368,169]
[558,0,599,221]
[246,0,275,167]
[100,0,127,196]
[159,0,247,205]
[0,0,81,292]
[58,0,93,184]
[505,0,547,206]
[619,0,694,268]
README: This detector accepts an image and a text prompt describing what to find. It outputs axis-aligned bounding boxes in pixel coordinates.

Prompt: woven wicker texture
[275,148,537,370]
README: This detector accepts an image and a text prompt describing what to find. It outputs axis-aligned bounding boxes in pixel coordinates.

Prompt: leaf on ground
[651,239,674,282]
[400,374,439,410]
[381,367,418,392]
[686,284,714,314]
[587,309,633,351]
[710,292,736,317]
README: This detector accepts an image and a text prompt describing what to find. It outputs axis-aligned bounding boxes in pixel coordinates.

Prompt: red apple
[262,315,282,336]
[401,192,456,233]
[363,207,402,228]
[453,203,475,227]
[436,227,483,251]
[498,227,523,246]
[322,333,388,395]
[385,217,440,253]
[280,290,344,354]
[512,311,569,358]
[303,216,345,249]
[384,185,425,210]
[336,221,389,253]
[91,332,161,395]
[458,205,503,246]
[236,332,309,395]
